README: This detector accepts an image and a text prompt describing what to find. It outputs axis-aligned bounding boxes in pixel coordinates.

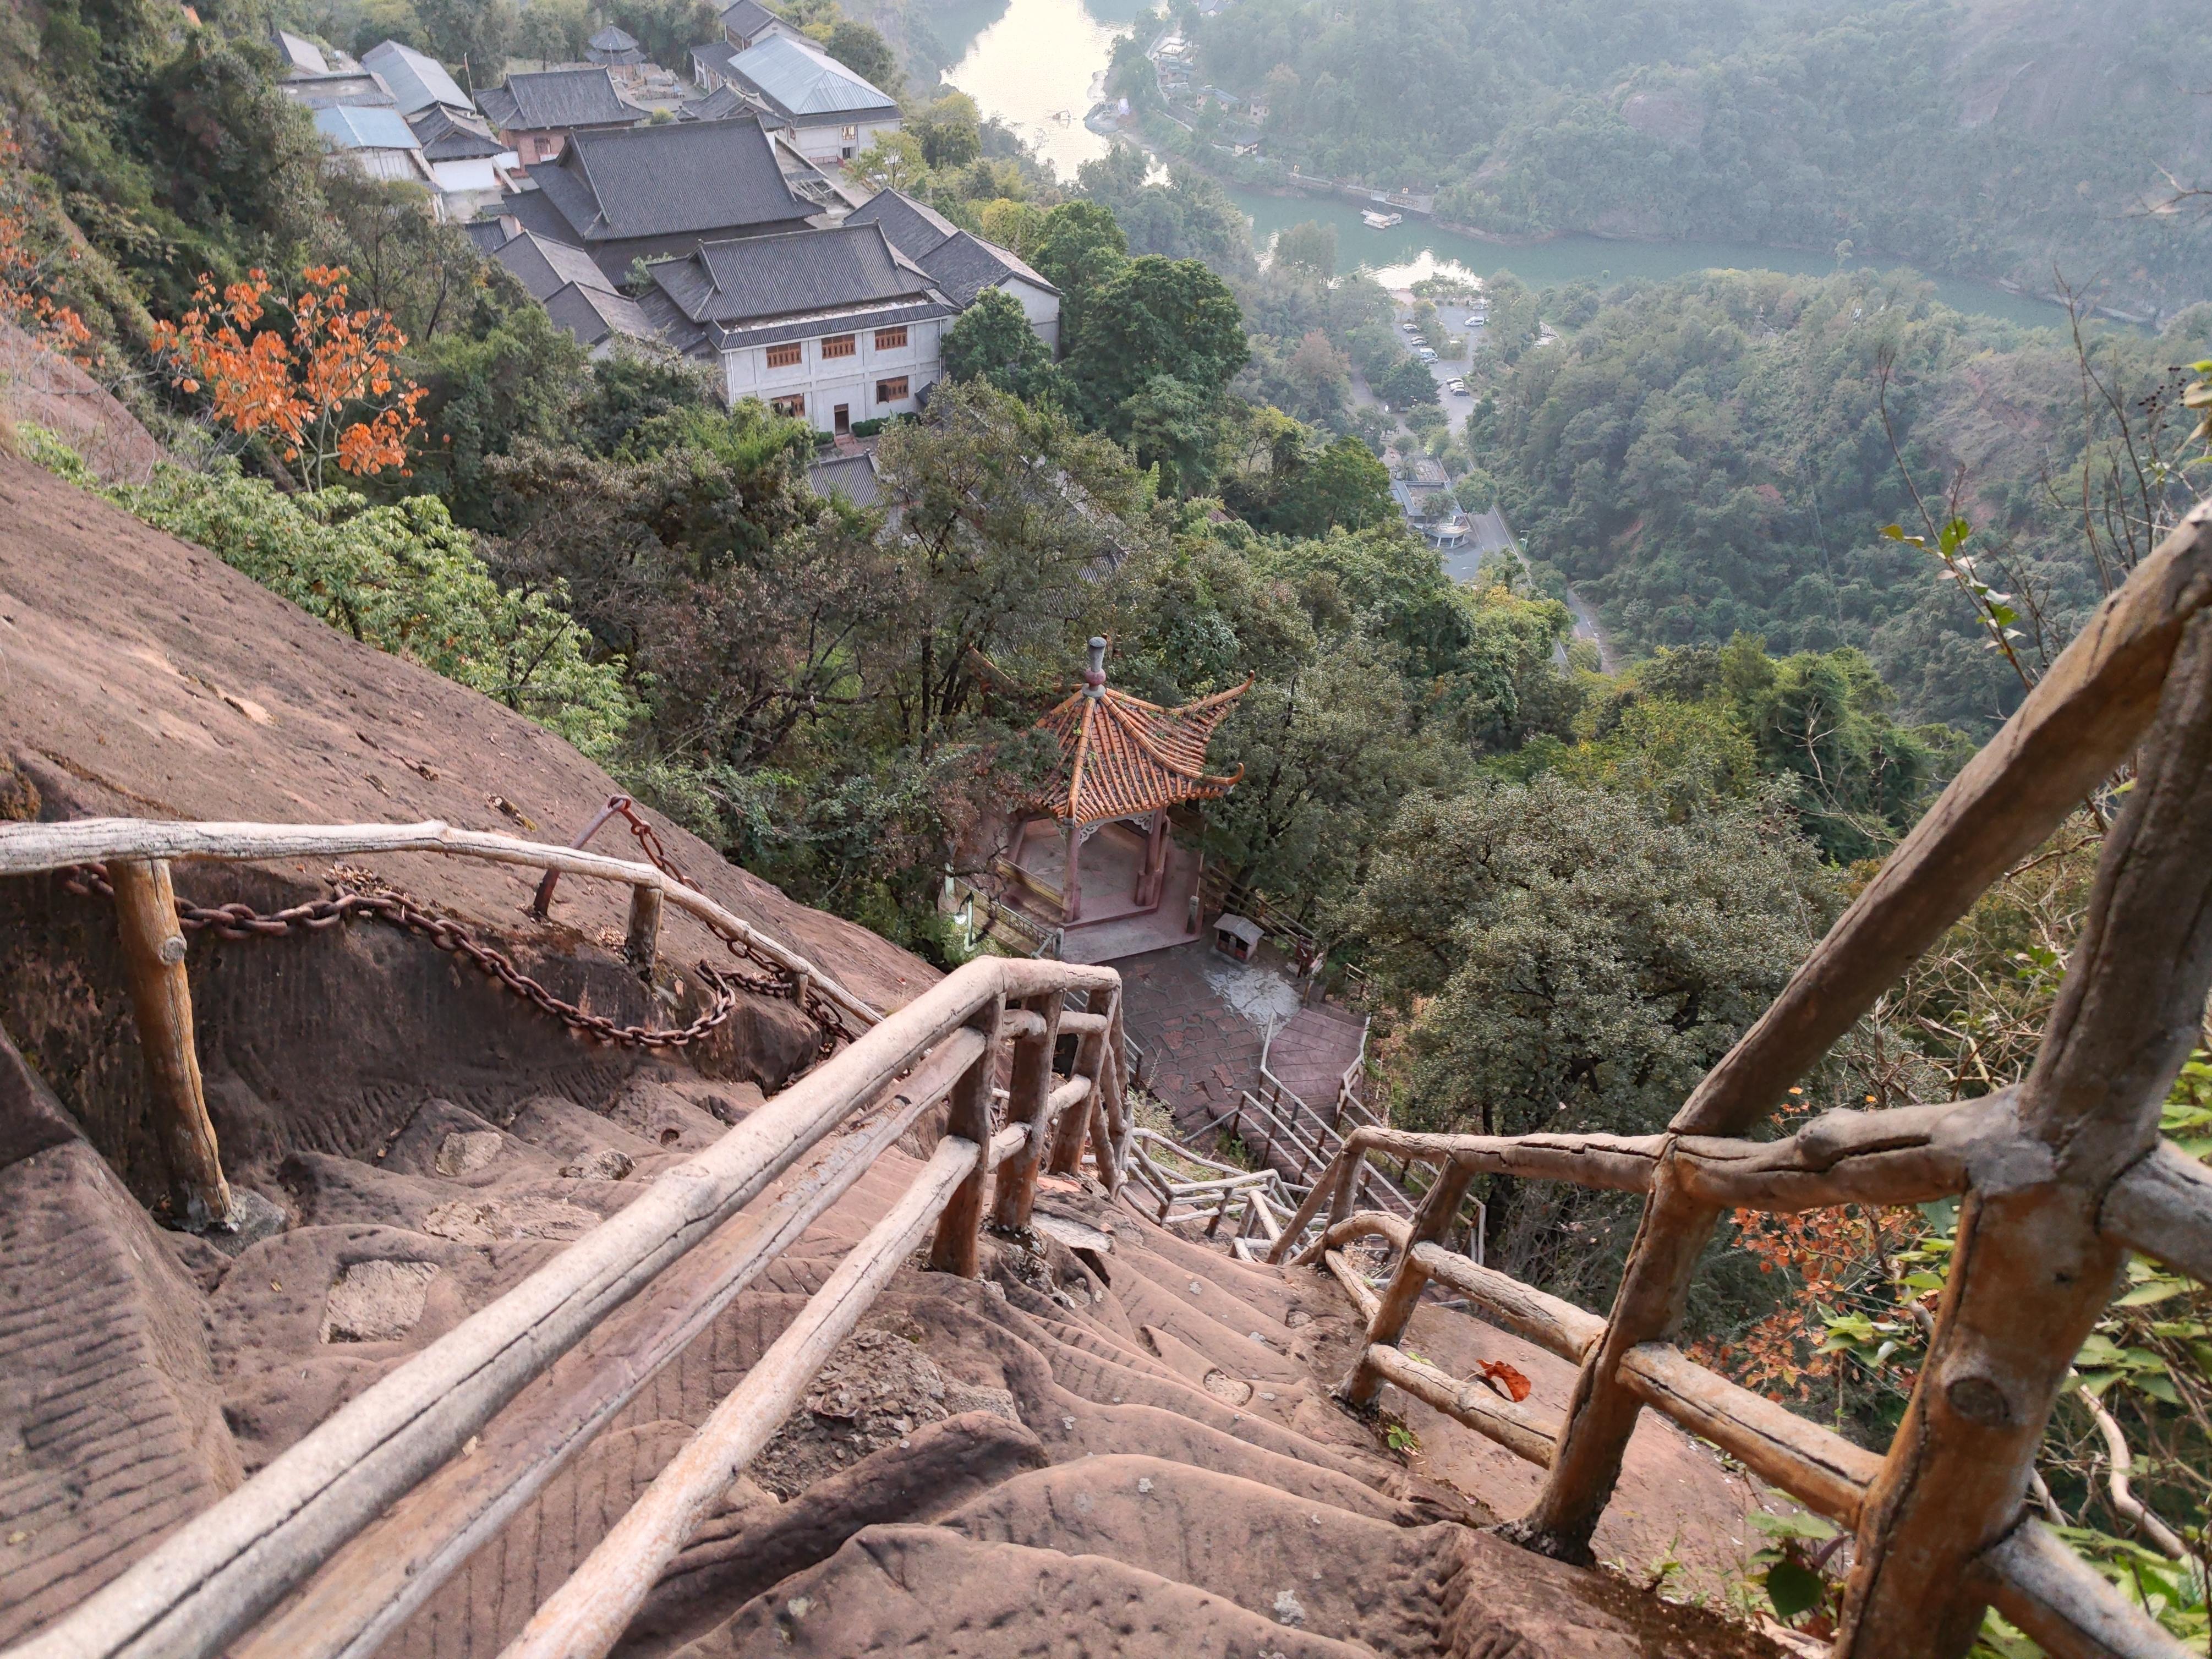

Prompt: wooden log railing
[1271,496,2212,1659]
[0,819,1132,1659]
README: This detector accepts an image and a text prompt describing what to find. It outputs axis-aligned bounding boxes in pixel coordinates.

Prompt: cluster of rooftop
[272,6,1058,432]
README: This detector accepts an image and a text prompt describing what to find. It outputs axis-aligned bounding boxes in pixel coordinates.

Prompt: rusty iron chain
[58,863,755,1053]
[599,797,860,1052]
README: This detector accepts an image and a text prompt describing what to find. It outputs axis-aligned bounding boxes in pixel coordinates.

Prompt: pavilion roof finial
[1030,639,1252,825]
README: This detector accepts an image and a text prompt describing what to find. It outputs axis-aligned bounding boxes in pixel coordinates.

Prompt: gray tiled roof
[543,282,656,349]
[691,41,742,80]
[678,85,753,122]
[273,30,331,75]
[524,117,809,243]
[808,451,882,506]
[477,68,642,133]
[718,0,784,39]
[495,188,588,252]
[495,231,616,300]
[723,35,897,122]
[465,217,519,255]
[845,188,960,261]
[407,105,505,160]
[589,25,640,51]
[362,40,470,116]
[649,222,935,326]
[706,295,955,351]
[917,229,1060,306]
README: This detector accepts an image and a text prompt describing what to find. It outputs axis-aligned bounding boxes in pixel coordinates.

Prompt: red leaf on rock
[1476,1360,1531,1402]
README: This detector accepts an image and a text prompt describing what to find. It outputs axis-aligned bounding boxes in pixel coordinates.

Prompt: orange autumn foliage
[0,129,94,365]
[1694,1200,1924,1403]
[152,265,425,488]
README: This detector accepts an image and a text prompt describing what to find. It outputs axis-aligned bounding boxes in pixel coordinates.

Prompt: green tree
[848,130,927,193]
[940,286,1058,405]
[1272,219,1336,283]
[606,0,720,66]
[1203,629,1437,908]
[823,19,901,95]
[414,0,518,81]
[1270,434,1395,535]
[108,459,635,755]
[1374,353,1439,409]
[868,378,1156,748]
[1122,374,1220,497]
[1342,777,1831,1290]
[1027,200,1130,339]
[414,296,592,525]
[514,0,593,62]
[1063,254,1247,433]
[910,91,982,169]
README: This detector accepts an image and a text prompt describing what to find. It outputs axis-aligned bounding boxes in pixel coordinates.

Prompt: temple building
[992,639,1247,963]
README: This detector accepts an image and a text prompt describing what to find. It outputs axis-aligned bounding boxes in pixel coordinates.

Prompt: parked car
[1446,377,1469,396]
[1399,320,1420,334]
[1417,346,1438,362]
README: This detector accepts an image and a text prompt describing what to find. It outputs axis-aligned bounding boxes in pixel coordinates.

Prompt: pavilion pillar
[1063,819,1083,923]
[1138,809,1168,906]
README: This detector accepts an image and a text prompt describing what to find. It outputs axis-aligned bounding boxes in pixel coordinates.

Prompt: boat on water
[1361,209,1403,229]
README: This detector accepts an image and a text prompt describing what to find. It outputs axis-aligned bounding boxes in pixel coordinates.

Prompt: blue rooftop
[315,104,421,150]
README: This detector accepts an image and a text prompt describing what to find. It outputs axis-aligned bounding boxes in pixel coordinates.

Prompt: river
[938,0,2072,331]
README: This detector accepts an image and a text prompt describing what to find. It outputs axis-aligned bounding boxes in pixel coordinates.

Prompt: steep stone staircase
[2,1014,1764,1659]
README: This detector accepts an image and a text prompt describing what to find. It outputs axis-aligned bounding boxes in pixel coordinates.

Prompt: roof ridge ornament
[1032,638,1251,824]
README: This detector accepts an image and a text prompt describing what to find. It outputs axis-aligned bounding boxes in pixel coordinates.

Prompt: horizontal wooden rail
[2100,1141,2212,1286]
[1275,1107,2212,1288]
[232,1030,990,1659]
[499,1122,1028,1659]
[1409,1244,1603,1362]
[1323,1250,1381,1322]
[10,951,1116,1659]
[1360,1343,1558,1466]
[1974,1521,2188,1659]
[1615,1344,1885,1529]
[1300,1135,2197,1658]
[1335,1250,2186,1656]
[0,816,881,1030]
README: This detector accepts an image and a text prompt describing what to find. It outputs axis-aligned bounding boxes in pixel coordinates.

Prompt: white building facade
[719,312,948,432]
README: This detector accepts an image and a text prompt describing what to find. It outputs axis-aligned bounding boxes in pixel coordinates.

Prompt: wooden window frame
[875,376,909,405]
[873,326,907,351]
[769,393,806,419]
[820,333,857,360]
[764,342,803,369]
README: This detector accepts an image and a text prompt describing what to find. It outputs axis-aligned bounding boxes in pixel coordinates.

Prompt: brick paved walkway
[1265,1004,1366,1113]
[1116,941,1280,1137]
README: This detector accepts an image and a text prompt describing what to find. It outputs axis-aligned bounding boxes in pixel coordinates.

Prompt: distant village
[275,9,1059,447]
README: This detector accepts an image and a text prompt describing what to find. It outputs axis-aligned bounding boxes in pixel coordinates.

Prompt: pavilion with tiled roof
[1024,638,1249,923]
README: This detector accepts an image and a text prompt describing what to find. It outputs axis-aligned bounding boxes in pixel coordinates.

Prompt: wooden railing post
[1339,1155,1475,1408]
[1045,985,1113,1176]
[622,882,662,977]
[1501,506,2212,1568]
[988,992,1061,1232]
[110,858,233,1231]
[1837,608,2212,1657]
[926,994,1006,1277]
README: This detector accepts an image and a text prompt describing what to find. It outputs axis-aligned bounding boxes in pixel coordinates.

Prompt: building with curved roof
[1002,640,1250,930]
[692,33,900,166]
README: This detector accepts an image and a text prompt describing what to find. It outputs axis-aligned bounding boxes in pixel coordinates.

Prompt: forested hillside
[6,0,2212,1630]
[1193,0,2212,321]
[1477,267,2212,728]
